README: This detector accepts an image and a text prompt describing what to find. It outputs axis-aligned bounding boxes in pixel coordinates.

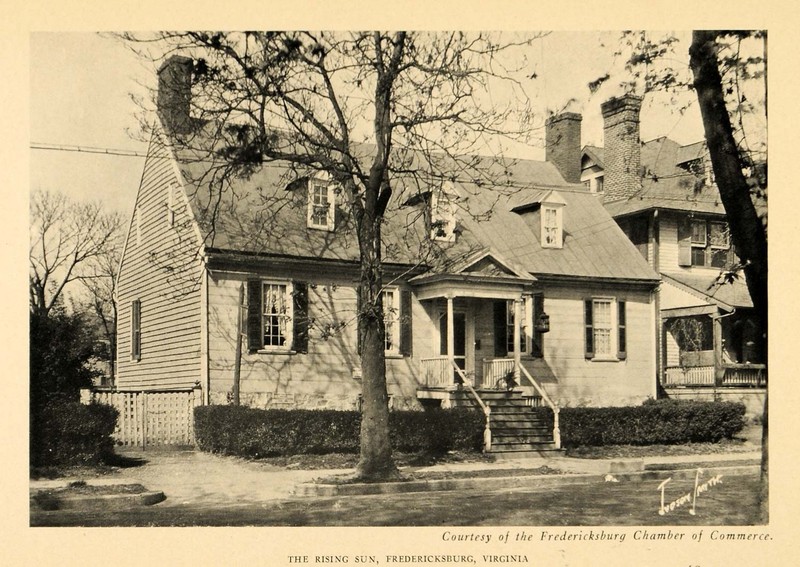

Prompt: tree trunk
[690,30,768,518]
[689,31,768,326]
[355,214,401,481]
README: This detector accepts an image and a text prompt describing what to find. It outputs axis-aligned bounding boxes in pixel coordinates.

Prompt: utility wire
[30,142,148,158]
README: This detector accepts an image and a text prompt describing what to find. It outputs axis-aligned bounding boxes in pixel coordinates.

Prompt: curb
[31,490,166,511]
[293,464,759,497]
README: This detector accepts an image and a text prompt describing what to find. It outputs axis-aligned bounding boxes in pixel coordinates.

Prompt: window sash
[430,189,457,241]
[543,208,558,245]
[708,221,730,249]
[382,289,400,353]
[690,220,707,247]
[592,299,613,357]
[262,283,291,348]
[308,181,334,229]
[505,300,527,354]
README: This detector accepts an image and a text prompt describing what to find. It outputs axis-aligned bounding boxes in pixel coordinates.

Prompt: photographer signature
[658,468,723,515]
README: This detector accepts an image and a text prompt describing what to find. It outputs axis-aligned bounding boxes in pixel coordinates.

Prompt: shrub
[30,401,119,466]
[559,399,746,447]
[194,406,484,457]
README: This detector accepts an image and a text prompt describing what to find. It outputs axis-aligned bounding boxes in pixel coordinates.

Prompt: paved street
[31,470,762,527]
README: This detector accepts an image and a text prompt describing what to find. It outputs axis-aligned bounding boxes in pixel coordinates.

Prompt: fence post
[79,388,93,405]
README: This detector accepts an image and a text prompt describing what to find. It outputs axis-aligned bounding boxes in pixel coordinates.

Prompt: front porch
[419,356,546,406]
[408,250,561,454]
[661,305,766,389]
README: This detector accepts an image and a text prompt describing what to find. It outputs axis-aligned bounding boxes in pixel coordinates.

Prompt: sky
[29,31,711,218]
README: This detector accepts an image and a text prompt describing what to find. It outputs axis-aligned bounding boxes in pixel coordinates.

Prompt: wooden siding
[116,133,204,390]
[520,285,655,407]
[207,269,432,410]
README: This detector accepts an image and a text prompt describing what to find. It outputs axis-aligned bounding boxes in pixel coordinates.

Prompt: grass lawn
[565,438,758,459]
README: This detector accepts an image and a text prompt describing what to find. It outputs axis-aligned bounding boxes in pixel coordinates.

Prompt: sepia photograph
[11,3,791,564]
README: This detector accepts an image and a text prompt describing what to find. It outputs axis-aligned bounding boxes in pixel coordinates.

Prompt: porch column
[446,295,455,376]
[513,297,522,382]
[713,314,724,386]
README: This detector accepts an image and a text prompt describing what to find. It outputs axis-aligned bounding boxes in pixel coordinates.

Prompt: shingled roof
[166,124,659,284]
[603,137,731,218]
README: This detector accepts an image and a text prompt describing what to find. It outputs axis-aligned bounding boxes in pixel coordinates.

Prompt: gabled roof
[582,145,604,168]
[164,121,659,285]
[604,136,731,218]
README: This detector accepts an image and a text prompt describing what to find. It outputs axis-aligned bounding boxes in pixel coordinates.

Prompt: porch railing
[721,364,767,387]
[518,365,561,450]
[421,356,469,388]
[482,358,516,388]
[664,366,715,386]
[663,364,767,388]
[451,360,492,453]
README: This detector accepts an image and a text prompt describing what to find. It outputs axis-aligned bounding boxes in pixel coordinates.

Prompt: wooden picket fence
[82,387,202,448]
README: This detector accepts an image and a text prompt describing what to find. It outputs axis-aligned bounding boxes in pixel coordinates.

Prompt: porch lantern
[535,311,550,334]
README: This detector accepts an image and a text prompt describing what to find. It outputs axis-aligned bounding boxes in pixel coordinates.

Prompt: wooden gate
[83,388,202,447]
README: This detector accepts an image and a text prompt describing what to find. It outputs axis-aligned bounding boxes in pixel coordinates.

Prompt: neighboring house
[547,95,766,418]
[115,58,661,443]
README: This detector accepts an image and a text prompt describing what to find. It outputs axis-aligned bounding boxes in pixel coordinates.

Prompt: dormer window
[430,184,457,242]
[307,178,335,231]
[540,191,566,249]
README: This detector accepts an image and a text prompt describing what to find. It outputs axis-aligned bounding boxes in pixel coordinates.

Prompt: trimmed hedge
[559,399,746,448]
[31,402,119,466]
[194,406,484,457]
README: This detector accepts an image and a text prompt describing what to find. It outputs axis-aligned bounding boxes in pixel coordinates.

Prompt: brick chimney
[545,112,582,184]
[157,55,193,135]
[601,95,642,201]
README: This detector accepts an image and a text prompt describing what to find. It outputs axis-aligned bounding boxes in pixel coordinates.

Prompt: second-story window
[307,180,335,230]
[690,220,731,268]
[430,185,457,242]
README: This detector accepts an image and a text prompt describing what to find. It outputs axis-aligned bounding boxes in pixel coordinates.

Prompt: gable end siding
[116,133,204,390]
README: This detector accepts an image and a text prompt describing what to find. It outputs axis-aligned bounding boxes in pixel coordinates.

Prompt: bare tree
[123,31,544,481]
[29,189,123,318]
[78,235,122,382]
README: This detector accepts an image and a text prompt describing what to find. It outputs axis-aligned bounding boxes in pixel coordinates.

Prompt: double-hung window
[382,288,400,354]
[262,282,293,349]
[430,186,457,242]
[247,279,309,354]
[685,219,731,268]
[307,180,335,230]
[584,297,627,361]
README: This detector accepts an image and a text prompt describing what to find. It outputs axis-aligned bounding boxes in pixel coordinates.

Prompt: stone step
[490,441,559,453]
[492,425,553,435]
[493,436,555,445]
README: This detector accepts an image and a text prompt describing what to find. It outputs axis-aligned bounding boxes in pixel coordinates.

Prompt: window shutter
[131,299,141,361]
[617,300,627,360]
[677,217,692,267]
[493,300,508,357]
[399,289,413,357]
[584,299,594,359]
[292,282,309,354]
[247,279,262,353]
[532,294,544,358]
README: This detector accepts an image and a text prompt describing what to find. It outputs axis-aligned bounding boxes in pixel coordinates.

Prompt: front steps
[448,389,561,456]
